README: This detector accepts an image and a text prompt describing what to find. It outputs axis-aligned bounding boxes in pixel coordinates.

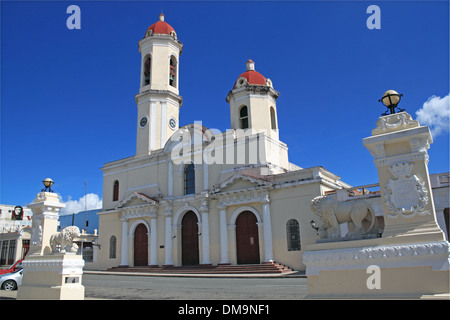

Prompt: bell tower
[225,60,290,173]
[135,13,183,157]
[226,60,280,141]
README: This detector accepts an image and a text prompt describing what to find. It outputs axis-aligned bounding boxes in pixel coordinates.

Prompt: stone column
[149,207,158,266]
[164,203,173,266]
[119,218,129,267]
[218,205,230,264]
[363,112,446,242]
[261,196,274,262]
[27,192,65,255]
[168,161,173,197]
[200,199,211,265]
[228,224,237,265]
[18,190,85,300]
[203,163,209,191]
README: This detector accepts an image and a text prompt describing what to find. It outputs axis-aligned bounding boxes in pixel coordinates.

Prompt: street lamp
[42,178,54,193]
[379,90,405,116]
[310,220,319,233]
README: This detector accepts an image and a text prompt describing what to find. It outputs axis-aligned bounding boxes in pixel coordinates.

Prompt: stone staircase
[108,261,294,275]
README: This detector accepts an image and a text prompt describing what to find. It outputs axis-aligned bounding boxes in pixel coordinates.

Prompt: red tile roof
[234,70,267,88]
[147,13,175,35]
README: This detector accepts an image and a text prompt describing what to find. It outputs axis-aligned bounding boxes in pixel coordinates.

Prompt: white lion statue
[50,226,81,254]
[311,196,378,239]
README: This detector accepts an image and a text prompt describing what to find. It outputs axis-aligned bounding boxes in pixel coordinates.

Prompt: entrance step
[108,261,293,275]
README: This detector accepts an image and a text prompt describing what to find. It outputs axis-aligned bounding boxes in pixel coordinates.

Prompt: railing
[325,183,380,199]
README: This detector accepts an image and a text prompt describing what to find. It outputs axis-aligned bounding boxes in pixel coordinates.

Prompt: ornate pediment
[213,174,272,193]
[116,192,157,209]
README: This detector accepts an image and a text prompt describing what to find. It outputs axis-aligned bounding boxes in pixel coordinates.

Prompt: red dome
[147,13,175,35]
[233,60,267,88]
[234,70,266,88]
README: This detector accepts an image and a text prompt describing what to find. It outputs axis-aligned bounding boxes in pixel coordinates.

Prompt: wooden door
[22,240,30,259]
[236,211,260,264]
[134,224,148,266]
[182,211,199,266]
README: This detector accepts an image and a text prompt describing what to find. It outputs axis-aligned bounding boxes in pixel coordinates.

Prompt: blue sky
[1,1,449,211]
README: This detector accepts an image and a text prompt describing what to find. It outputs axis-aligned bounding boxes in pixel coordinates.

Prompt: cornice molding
[303,241,450,276]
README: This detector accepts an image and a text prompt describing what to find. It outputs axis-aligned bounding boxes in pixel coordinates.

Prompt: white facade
[92,15,450,271]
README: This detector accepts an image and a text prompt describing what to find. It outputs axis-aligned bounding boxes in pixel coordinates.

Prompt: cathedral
[93,14,449,271]
[94,13,352,271]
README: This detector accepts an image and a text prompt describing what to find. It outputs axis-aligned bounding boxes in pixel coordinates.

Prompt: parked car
[0,269,23,291]
[0,260,23,275]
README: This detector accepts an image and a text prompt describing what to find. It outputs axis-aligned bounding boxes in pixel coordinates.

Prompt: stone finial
[246,59,255,71]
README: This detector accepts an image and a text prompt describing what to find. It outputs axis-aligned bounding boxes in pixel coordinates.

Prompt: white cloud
[60,193,102,215]
[415,93,450,138]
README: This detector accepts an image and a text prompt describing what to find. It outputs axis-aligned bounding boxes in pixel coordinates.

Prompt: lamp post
[310,220,319,234]
[379,90,405,116]
[41,178,54,193]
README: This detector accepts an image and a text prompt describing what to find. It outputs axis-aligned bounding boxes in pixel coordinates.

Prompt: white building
[93,14,449,271]
[0,204,33,267]
[0,204,32,234]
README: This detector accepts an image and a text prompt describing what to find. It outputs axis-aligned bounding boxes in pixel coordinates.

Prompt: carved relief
[30,217,42,246]
[372,112,419,135]
[383,162,429,217]
[303,241,450,275]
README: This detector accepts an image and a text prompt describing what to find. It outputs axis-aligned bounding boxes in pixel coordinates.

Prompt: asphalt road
[83,273,308,300]
[1,273,308,300]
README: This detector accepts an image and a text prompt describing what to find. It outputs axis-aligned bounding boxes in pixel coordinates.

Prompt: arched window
[184,164,195,195]
[109,236,117,259]
[113,180,119,202]
[239,106,249,129]
[286,219,301,251]
[169,56,177,87]
[270,107,277,130]
[143,55,151,86]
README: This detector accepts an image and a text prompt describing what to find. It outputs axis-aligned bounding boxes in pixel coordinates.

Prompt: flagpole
[84,181,87,234]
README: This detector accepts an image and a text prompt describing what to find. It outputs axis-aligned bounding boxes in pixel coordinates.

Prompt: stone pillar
[203,163,209,191]
[262,197,274,262]
[200,199,211,265]
[168,161,173,197]
[149,208,158,266]
[363,112,445,242]
[17,190,85,300]
[119,218,129,267]
[228,224,237,265]
[302,111,449,299]
[27,192,64,255]
[164,204,173,266]
[218,206,230,264]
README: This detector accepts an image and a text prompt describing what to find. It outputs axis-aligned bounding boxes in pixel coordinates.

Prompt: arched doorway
[134,223,148,266]
[236,211,260,264]
[182,211,199,266]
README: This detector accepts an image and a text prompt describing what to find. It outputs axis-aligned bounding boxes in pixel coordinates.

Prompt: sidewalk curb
[84,270,307,279]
